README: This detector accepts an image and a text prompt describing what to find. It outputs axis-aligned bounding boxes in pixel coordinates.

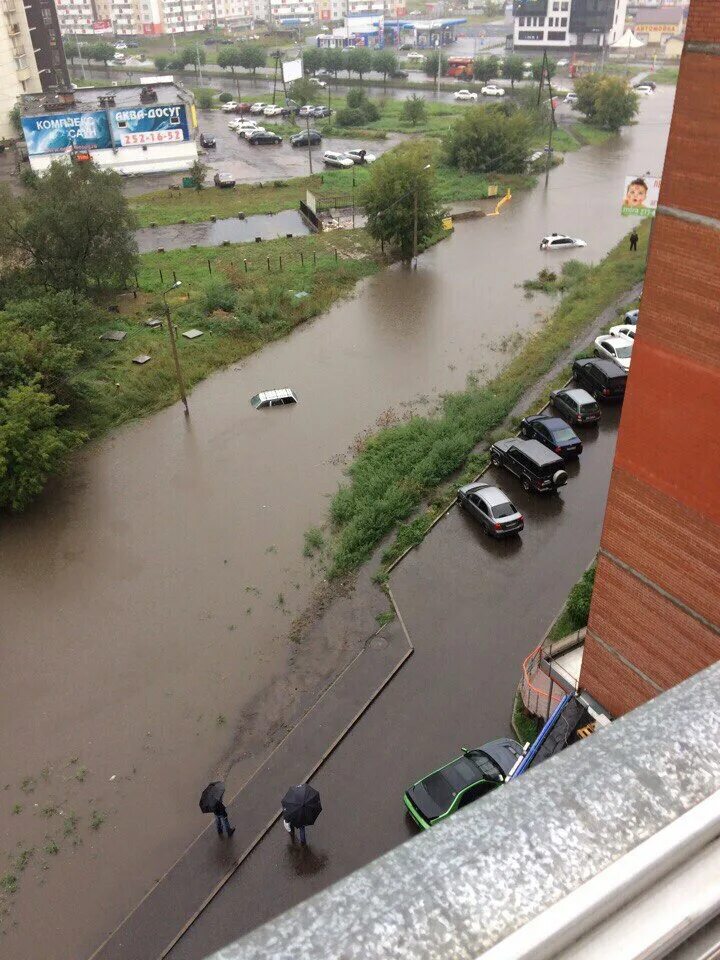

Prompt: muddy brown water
[0,89,673,959]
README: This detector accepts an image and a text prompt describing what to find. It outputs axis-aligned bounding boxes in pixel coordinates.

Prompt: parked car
[528,150,545,164]
[594,334,633,371]
[228,117,256,130]
[344,148,376,164]
[520,414,583,459]
[311,105,332,118]
[635,84,654,95]
[113,52,126,62]
[297,104,317,117]
[316,68,332,77]
[239,125,266,139]
[290,129,322,147]
[404,739,523,830]
[481,84,505,97]
[263,104,286,116]
[608,323,636,340]
[556,58,569,67]
[572,358,628,400]
[199,133,216,148]
[564,92,578,104]
[309,76,327,88]
[249,102,269,114]
[126,39,139,47]
[250,388,297,409]
[222,101,241,113]
[323,150,354,169]
[540,233,587,250]
[490,438,568,493]
[549,387,601,426]
[392,69,409,79]
[624,308,639,324]
[248,130,282,145]
[457,482,524,537]
[214,172,236,188]
[454,89,478,101]
[406,51,425,61]
[115,41,127,50]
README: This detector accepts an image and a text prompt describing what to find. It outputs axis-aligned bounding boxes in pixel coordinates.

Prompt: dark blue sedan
[520,414,583,459]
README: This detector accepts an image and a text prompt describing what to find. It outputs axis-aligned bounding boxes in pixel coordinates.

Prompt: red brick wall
[579,0,720,716]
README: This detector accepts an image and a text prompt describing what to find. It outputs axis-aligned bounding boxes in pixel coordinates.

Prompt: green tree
[565,565,596,629]
[216,46,243,94]
[238,43,266,76]
[85,41,115,76]
[503,54,524,90]
[473,55,498,84]
[423,50,448,78]
[0,162,138,295]
[6,292,98,345]
[8,104,21,134]
[374,48,398,82]
[196,90,214,109]
[302,46,323,75]
[322,47,345,78]
[573,74,638,130]
[154,54,169,72]
[346,88,379,121]
[0,312,81,404]
[288,77,320,105]
[573,73,602,120]
[0,380,83,512]
[400,94,427,126]
[64,39,76,66]
[188,158,208,191]
[361,142,441,263]
[532,57,556,81]
[346,46,373,80]
[444,104,533,173]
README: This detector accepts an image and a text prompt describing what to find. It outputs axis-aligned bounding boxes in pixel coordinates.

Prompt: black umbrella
[199,781,225,814]
[281,784,322,828]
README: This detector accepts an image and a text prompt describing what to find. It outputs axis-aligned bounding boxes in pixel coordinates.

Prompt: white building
[0,0,41,139]
[512,0,627,49]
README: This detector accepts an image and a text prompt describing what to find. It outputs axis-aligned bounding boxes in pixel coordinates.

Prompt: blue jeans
[215,814,232,836]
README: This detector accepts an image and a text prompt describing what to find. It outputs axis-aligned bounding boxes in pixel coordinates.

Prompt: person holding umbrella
[199,781,235,839]
[281,783,322,845]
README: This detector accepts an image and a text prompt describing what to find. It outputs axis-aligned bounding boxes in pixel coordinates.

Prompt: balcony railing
[14,54,28,70]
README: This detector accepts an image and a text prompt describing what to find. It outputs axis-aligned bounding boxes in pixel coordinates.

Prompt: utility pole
[162,282,189,416]
[537,48,547,106]
[435,34,442,96]
[272,50,280,104]
[544,55,557,188]
[305,113,313,174]
[76,35,87,82]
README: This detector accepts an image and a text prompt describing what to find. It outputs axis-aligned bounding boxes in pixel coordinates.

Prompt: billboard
[622,174,661,217]
[283,58,303,83]
[109,104,190,147]
[22,105,191,155]
[21,111,111,155]
[93,19,112,32]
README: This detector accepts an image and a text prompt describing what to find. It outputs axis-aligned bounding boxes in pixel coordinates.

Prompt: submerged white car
[454,89,478,101]
[594,334,633,371]
[609,323,637,340]
[481,84,505,97]
[540,233,587,250]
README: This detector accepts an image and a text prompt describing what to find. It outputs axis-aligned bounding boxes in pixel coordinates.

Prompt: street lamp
[161,281,189,416]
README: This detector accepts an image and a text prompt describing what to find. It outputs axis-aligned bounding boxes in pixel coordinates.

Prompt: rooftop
[19,81,192,118]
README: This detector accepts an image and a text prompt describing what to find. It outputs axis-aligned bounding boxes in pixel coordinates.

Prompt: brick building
[578,0,720,716]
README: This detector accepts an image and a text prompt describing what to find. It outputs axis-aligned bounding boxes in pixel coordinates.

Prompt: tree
[6,292,98,345]
[154,54,169,72]
[473,55,498,84]
[374,49,398,82]
[0,380,83,512]
[217,46,244,95]
[0,311,81,405]
[573,74,638,130]
[400,94,427,126]
[532,57,556,81]
[188,158,208,191]
[193,45,207,78]
[302,46,323,75]
[423,50,448,78]
[322,47,345,79]
[361,142,441,262]
[0,161,138,295]
[444,104,533,173]
[64,39,76,66]
[8,104,21,134]
[346,45,373,80]
[346,88,379,121]
[288,77,320,105]
[238,43,266,76]
[85,41,115,77]
[503,54,524,90]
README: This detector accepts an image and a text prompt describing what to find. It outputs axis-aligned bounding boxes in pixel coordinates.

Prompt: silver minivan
[250,388,298,410]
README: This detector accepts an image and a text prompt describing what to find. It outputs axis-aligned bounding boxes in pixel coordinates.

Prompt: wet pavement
[135,209,310,252]
[0,89,674,960]
[167,405,623,960]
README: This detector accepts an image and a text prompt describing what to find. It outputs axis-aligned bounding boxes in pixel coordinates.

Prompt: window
[560,1,568,7]
[548,30,566,39]
[561,17,567,25]
[519,15,524,24]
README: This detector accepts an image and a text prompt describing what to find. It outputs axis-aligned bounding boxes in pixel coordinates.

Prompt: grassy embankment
[73,231,381,437]
[322,221,650,579]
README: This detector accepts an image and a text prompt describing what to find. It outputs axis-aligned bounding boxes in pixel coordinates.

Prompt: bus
[446,56,474,80]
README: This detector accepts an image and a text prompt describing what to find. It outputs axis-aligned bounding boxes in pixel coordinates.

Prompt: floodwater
[0,88,674,960]
[135,209,310,252]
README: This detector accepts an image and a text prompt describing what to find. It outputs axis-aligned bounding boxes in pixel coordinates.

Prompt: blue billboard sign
[109,104,190,147]
[21,111,111,155]
[22,104,191,156]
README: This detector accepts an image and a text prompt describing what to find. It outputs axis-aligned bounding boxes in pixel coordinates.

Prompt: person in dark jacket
[629,227,639,252]
[213,799,235,838]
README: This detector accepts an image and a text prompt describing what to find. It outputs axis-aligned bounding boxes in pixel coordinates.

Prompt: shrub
[218,92,233,103]
[200,278,238,313]
[197,91,214,110]
[336,107,368,128]
[565,564,597,629]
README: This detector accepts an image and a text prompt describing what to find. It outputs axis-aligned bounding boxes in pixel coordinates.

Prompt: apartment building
[0,0,69,139]
[512,0,627,48]
[54,0,112,36]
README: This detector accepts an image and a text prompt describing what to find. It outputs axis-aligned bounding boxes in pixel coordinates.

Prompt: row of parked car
[222,100,332,120]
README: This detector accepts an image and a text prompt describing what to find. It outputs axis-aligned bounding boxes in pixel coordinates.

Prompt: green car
[404,738,523,830]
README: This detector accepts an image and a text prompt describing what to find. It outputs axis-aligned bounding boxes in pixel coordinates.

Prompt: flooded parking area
[135,208,310,251]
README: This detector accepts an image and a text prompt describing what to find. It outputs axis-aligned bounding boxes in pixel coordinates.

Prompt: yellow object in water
[442,216,454,231]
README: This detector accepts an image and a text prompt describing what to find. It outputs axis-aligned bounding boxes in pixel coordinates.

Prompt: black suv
[490,438,568,493]
[520,414,582,459]
[248,130,282,145]
[290,129,322,147]
[572,358,627,401]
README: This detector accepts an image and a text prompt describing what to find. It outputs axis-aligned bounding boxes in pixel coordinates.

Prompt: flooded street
[0,89,674,960]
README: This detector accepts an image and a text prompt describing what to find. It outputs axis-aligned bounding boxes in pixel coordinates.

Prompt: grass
[74,231,381,438]
[512,690,541,745]
[0,873,18,895]
[651,67,679,85]
[89,810,106,831]
[303,527,325,557]
[325,221,650,578]
[546,563,597,644]
[570,123,615,147]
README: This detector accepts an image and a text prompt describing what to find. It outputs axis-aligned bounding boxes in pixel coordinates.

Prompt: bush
[444,105,533,174]
[200,278,238,314]
[340,90,380,125]
[197,91,214,110]
[400,95,427,126]
[565,564,597,629]
[0,380,83,512]
[336,107,368,128]
[218,92,233,103]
